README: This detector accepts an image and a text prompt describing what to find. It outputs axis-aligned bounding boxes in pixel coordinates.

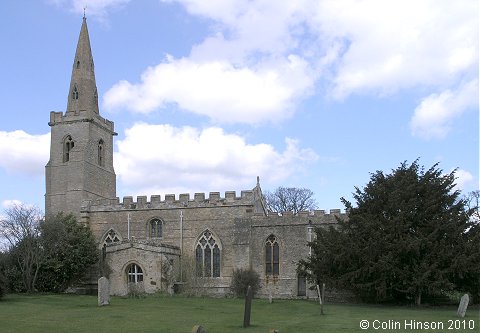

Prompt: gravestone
[268,291,273,304]
[98,277,110,306]
[191,325,207,333]
[243,285,253,328]
[457,294,469,318]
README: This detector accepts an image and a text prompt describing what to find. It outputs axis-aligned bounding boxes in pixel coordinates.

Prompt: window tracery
[195,230,221,277]
[149,218,163,238]
[63,135,74,162]
[265,235,279,276]
[103,229,121,246]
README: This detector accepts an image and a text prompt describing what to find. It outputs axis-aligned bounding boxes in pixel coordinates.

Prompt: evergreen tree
[37,213,98,292]
[299,160,479,304]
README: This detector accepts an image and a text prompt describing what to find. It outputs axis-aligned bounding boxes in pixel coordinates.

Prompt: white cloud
[104,56,313,124]
[0,131,50,176]
[103,0,477,128]
[1,200,23,209]
[410,80,478,139]
[454,169,475,191]
[313,0,478,98]
[163,0,478,97]
[114,123,318,196]
[48,0,131,19]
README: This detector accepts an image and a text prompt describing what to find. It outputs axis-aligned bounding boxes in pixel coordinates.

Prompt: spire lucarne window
[72,85,79,100]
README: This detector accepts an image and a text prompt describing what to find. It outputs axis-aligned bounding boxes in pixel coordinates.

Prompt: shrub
[0,270,6,299]
[230,268,260,298]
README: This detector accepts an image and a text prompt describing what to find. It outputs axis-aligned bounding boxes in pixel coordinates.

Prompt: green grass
[0,294,478,333]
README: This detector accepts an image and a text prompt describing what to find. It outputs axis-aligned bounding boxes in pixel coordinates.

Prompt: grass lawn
[0,294,478,333]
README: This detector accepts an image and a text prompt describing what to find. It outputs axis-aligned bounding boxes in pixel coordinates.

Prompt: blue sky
[0,0,478,213]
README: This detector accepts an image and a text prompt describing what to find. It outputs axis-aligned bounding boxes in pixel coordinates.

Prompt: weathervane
[83,5,87,18]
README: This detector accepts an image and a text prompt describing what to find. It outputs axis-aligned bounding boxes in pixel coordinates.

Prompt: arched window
[98,139,104,166]
[149,218,163,238]
[76,60,80,69]
[195,230,221,277]
[103,229,121,247]
[126,263,143,283]
[265,235,279,276]
[63,135,74,162]
[72,85,79,100]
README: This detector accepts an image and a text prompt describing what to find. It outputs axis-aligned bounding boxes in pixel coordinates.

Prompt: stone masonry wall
[82,191,345,298]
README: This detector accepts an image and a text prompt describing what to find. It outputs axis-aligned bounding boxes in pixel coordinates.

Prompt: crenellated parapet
[81,190,258,212]
[49,110,116,134]
[257,209,347,225]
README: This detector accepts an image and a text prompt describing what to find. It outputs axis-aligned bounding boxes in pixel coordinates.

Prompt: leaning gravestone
[457,294,469,318]
[98,277,110,306]
[191,325,207,333]
[243,285,253,328]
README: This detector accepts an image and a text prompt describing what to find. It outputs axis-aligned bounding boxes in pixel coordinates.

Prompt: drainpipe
[180,210,183,281]
[127,213,131,240]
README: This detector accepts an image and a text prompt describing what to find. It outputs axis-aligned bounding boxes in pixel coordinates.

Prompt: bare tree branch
[264,187,317,214]
[0,204,44,292]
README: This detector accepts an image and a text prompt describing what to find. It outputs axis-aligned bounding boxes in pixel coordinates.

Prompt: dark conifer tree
[299,160,479,304]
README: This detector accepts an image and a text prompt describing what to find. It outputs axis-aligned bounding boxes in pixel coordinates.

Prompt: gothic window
[76,60,80,69]
[149,218,163,238]
[126,263,143,283]
[103,229,121,247]
[98,139,104,166]
[63,135,74,163]
[307,221,313,256]
[265,235,279,276]
[195,230,221,277]
[72,85,79,100]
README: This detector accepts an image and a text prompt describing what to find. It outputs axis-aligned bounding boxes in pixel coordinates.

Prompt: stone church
[45,17,344,298]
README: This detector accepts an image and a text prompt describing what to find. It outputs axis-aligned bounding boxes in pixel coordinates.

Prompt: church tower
[45,17,117,217]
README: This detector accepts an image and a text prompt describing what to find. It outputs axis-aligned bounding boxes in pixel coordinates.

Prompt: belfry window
[265,235,279,276]
[63,135,74,162]
[149,218,163,238]
[98,139,104,166]
[72,85,79,100]
[126,263,143,283]
[195,230,221,278]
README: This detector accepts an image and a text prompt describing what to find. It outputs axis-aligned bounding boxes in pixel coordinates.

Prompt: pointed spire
[66,17,99,115]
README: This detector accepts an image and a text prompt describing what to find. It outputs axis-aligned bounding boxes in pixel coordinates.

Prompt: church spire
[66,16,99,115]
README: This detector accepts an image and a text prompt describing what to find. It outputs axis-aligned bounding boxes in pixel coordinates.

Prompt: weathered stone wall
[250,211,340,298]
[105,241,180,295]
[82,192,345,298]
[45,110,116,217]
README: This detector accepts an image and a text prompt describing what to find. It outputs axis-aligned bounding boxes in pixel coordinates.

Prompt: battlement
[49,110,115,133]
[81,190,257,212]
[275,208,345,217]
